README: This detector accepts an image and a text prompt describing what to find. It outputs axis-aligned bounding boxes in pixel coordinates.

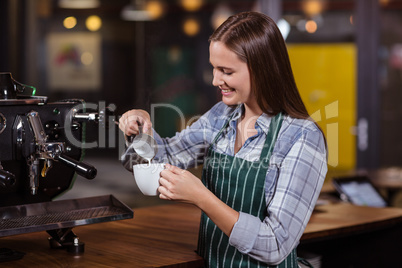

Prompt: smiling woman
[119,11,327,268]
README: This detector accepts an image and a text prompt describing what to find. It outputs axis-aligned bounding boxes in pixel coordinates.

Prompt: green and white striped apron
[198,112,298,268]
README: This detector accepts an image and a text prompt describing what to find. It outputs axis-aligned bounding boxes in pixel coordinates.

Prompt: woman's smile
[220,86,234,95]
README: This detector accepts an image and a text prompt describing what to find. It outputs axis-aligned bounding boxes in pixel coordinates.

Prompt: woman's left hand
[158,164,206,204]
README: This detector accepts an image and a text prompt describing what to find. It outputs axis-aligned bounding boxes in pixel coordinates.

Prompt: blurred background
[1,0,402,207]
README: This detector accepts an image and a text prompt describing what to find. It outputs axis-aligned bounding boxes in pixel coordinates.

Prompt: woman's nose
[212,69,223,87]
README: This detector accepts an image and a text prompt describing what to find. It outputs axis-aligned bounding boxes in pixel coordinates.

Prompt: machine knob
[0,169,16,188]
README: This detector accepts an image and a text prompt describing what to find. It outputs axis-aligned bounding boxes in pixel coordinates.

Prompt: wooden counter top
[302,203,402,242]
[1,202,402,267]
[0,202,203,268]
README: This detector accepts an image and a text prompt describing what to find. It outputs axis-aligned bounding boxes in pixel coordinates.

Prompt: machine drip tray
[0,195,133,237]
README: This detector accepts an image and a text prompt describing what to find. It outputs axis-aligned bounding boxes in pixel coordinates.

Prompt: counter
[1,202,402,267]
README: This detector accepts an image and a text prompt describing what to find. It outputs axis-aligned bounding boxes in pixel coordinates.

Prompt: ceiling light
[121,0,165,21]
[305,20,318,33]
[277,19,290,40]
[180,0,203,12]
[302,0,327,17]
[146,0,164,19]
[63,16,77,29]
[59,0,100,9]
[183,17,200,36]
[86,15,102,31]
[211,4,233,30]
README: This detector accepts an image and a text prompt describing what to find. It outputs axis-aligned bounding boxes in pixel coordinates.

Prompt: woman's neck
[234,103,262,154]
[242,103,263,122]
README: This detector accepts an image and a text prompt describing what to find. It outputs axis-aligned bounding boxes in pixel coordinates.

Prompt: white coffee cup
[133,163,165,196]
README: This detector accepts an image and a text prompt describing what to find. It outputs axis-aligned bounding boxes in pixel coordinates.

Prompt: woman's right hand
[118,109,152,136]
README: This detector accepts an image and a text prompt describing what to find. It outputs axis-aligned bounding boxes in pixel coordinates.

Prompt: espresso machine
[0,73,132,258]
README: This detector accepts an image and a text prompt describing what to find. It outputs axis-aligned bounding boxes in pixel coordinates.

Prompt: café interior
[1,0,402,267]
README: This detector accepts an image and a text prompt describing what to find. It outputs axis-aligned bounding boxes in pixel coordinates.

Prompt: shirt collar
[227,105,242,131]
[230,104,243,122]
[228,104,272,135]
[256,113,272,135]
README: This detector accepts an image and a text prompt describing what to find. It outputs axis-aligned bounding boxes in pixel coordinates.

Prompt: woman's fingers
[159,193,169,200]
[164,163,186,175]
[118,113,137,135]
[159,176,171,188]
[158,177,173,200]
[137,117,152,134]
[159,168,182,200]
[118,110,152,136]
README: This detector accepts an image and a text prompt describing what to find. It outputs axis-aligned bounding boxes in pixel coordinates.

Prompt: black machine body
[0,72,100,206]
[0,98,97,206]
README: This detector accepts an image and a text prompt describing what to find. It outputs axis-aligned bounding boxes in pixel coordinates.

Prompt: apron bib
[198,113,298,268]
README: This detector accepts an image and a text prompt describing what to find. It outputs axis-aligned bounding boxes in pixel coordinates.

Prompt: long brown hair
[209,11,309,119]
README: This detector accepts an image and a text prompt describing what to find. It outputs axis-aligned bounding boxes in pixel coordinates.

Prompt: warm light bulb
[305,20,317,33]
[146,0,164,19]
[59,0,100,9]
[379,0,391,6]
[86,15,102,31]
[63,16,77,29]
[302,0,326,17]
[183,18,200,36]
[211,4,233,29]
[180,0,203,12]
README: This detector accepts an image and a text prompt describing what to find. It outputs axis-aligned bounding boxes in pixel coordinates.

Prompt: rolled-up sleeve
[229,127,327,265]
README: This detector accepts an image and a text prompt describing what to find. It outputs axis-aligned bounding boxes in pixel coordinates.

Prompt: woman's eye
[212,67,232,75]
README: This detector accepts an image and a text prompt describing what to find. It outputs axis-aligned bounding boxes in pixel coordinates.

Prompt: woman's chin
[222,97,239,107]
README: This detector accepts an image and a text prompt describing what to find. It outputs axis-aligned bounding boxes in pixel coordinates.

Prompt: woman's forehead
[209,41,244,67]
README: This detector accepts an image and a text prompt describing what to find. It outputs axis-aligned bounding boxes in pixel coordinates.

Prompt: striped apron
[198,113,298,268]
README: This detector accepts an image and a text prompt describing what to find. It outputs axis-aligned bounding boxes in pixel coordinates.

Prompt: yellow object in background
[287,43,356,171]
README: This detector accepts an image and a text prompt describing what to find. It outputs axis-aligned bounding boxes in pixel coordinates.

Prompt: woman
[119,11,327,267]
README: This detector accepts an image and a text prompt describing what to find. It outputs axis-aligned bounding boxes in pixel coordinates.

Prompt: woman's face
[209,41,256,109]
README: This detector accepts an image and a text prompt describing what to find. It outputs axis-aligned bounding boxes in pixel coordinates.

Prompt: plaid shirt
[152,101,327,264]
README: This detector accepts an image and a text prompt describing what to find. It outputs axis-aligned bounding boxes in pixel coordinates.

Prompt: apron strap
[260,113,283,163]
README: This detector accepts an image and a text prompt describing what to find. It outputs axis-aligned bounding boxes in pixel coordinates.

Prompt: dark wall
[0,0,8,72]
